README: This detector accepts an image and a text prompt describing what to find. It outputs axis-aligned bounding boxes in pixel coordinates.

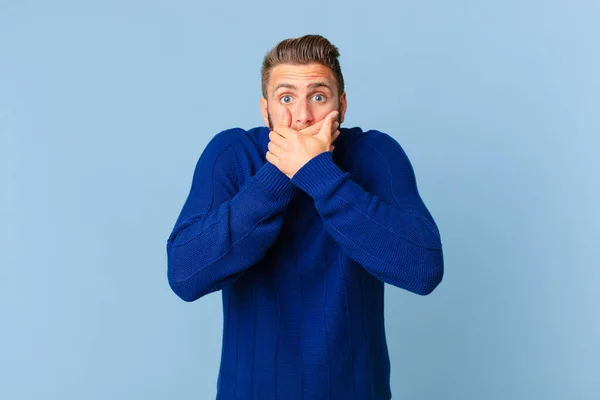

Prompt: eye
[313,94,326,102]
[280,95,292,104]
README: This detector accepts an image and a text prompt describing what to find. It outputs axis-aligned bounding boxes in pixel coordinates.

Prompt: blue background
[1,1,598,399]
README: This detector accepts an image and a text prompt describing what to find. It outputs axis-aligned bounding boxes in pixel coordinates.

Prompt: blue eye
[280,95,292,104]
[313,94,325,102]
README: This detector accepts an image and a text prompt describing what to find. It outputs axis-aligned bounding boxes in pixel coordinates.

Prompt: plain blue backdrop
[1,1,598,399]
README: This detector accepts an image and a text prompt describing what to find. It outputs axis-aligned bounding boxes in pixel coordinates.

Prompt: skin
[260,62,348,179]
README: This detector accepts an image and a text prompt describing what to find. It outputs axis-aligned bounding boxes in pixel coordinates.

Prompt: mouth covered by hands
[266,108,340,179]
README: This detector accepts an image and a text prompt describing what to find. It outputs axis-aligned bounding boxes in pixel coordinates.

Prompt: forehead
[268,63,336,92]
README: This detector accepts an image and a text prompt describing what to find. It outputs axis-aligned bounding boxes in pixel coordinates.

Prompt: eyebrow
[273,81,333,93]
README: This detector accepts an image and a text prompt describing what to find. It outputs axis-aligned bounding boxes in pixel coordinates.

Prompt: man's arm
[166,130,296,302]
[290,131,443,296]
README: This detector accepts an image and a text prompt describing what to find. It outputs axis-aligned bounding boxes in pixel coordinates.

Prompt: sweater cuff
[291,151,350,199]
[253,161,297,203]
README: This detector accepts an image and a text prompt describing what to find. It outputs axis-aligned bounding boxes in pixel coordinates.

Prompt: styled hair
[261,34,345,99]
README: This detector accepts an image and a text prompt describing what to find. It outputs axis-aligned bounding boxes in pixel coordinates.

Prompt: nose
[294,99,314,129]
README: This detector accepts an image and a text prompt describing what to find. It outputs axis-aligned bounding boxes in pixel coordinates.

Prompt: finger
[275,125,298,139]
[269,130,285,147]
[266,151,278,166]
[275,108,299,139]
[331,110,340,125]
[327,110,339,123]
[319,111,338,139]
[332,129,340,142]
[267,141,281,157]
[326,110,339,131]
[280,107,291,128]
[299,111,339,136]
[299,118,325,136]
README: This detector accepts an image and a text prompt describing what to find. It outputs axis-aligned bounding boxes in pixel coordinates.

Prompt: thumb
[317,110,339,140]
[280,107,291,128]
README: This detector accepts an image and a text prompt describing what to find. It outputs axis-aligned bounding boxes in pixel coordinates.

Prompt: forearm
[291,151,443,295]
[167,162,296,301]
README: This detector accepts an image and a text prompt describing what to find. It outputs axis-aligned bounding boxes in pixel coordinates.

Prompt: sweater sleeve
[290,132,443,296]
[166,130,297,302]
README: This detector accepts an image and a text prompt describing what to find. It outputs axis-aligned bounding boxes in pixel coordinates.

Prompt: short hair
[261,34,345,99]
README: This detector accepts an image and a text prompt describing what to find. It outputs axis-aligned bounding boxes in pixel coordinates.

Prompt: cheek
[314,104,338,121]
[269,103,292,123]
[266,103,278,122]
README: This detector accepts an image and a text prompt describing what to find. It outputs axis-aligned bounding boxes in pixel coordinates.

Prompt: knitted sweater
[166,125,444,400]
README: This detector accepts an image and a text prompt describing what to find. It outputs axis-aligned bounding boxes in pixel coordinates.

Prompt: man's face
[260,63,347,133]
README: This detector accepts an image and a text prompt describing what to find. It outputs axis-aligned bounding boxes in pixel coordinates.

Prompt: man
[166,34,443,400]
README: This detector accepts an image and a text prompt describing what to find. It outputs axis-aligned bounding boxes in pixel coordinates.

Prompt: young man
[166,34,444,400]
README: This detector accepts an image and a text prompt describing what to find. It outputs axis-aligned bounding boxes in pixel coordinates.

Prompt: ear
[338,92,347,124]
[260,97,269,127]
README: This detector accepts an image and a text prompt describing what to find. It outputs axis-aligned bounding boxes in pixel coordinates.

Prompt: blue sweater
[166,125,444,399]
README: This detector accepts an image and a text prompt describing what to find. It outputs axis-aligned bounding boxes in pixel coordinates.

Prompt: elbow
[415,250,444,296]
[168,271,238,302]
[415,266,443,296]
[166,246,204,303]
[166,250,235,302]
[166,244,244,302]
[168,277,201,303]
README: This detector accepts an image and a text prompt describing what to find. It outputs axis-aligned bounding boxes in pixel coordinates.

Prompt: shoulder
[365,129,411,163]
[365,129,405,151]
[202,126,264,157]
[213,126,266,147]
[207,127,246,148]
[350,128,416,181]
[344,127,409,159]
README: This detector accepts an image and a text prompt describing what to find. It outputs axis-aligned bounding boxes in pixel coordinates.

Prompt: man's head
[260,34,347,132]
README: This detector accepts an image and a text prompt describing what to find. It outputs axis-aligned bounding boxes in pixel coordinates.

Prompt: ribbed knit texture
[166,126,444,400]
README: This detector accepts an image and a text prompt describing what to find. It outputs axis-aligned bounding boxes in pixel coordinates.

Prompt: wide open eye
[313,94,326,102]
[280,95,292,104]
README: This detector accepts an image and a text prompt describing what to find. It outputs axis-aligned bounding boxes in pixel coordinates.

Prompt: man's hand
[266,108,340,179]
